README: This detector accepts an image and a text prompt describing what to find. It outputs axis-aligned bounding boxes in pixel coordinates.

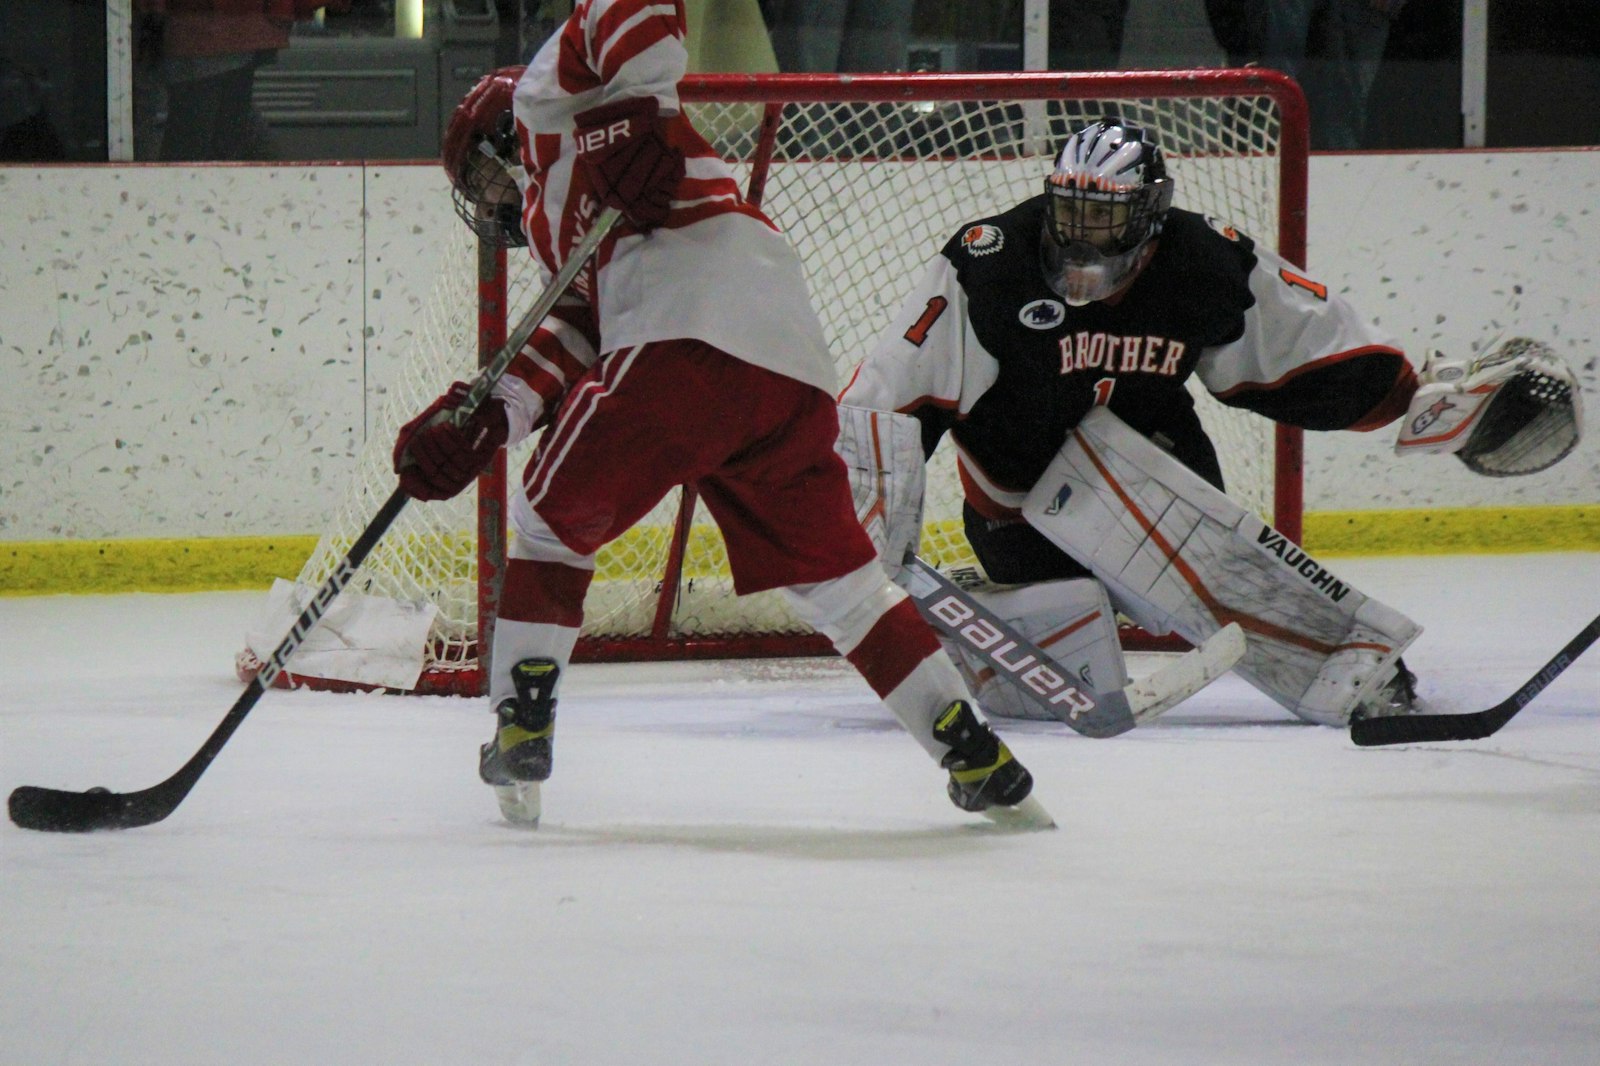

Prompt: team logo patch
[1044,482,1073,515]
[960,224,1004,256]
[1019,298,1066,330]
[1410,397,1456,435]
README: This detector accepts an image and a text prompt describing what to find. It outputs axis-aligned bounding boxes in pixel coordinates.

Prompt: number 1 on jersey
[1278,267,1328,301]
[903,296,948,347]
[1092,378,1116,406]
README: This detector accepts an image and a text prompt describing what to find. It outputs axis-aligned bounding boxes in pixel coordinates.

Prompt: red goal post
[273,69,1309,695]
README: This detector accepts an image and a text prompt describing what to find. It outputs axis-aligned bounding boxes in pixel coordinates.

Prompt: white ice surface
[3,554,1599,1065]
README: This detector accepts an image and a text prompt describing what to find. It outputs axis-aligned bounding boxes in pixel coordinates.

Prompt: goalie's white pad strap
[1022,407,1421,725]
[835,404,926,583]
[1395,337,1582,475]
[940,578,1131,723]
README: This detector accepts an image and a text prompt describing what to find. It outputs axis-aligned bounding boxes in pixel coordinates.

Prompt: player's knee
[781,561,903,643]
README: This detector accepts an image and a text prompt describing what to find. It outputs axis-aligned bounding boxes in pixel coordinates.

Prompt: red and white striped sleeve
[514,0,767,271]
[491,294,600,443]
[525,0,686,117]
[579,0,686,104]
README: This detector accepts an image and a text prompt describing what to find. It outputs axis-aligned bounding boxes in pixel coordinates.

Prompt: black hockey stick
[1350,609,1600,746]
[8,208,623,832]
[8,491,407,832]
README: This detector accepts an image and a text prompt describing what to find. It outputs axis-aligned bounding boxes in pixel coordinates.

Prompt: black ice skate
[932,700,1036,813]
[480,658,559,827]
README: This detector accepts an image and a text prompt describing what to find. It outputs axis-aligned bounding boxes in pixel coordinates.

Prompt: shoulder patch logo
[960,224,1004,256]
[1018,298,1066,330]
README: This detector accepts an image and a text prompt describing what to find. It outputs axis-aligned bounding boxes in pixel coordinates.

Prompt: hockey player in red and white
[839,118,1580,729]
[392,1,1052,829]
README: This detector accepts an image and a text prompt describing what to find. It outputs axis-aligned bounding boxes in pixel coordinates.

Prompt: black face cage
[1044,179,1174,257]
[451,112,527,249]
[451,171,527,249]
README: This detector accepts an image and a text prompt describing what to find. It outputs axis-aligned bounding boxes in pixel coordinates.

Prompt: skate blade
[493,782,542,828]
[979,793,1056,832]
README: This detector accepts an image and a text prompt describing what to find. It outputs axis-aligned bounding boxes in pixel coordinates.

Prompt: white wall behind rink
[2,150,1596,543]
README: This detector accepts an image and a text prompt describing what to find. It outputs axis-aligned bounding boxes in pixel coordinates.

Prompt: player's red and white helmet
[442,66,527,248]
[1040,119,1174,305]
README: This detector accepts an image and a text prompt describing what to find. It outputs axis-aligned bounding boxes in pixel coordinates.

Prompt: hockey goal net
[273,69,1309,694]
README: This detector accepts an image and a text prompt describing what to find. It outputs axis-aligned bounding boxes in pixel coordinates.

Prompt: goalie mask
[1041,120,1174,305]
[442,66,529,248]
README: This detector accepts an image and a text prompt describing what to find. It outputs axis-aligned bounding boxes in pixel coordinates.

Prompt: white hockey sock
[489,527,597,708]
[488,616,582,709]
[877,654,978,760]
[782,561,975,761]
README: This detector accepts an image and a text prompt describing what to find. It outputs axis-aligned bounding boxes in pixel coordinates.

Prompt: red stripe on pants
[845,597,941,699]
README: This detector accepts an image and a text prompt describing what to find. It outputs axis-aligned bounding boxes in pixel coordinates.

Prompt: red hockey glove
[393,381,509,501]
[573,96,685,231]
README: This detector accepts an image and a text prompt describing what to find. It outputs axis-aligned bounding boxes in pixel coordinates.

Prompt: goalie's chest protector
[944,199,1258,493]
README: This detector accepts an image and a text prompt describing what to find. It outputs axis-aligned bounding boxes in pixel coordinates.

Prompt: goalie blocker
[1022,407,1421,727]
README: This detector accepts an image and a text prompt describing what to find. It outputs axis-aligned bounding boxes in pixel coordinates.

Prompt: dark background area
[1368,0,1600,148]
[1,0,1597,160]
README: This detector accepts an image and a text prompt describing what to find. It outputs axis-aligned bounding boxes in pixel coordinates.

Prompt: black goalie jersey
[841,196,1416,522]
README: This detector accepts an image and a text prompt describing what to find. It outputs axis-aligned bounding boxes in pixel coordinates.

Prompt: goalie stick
[901,554,1247,738]
[7,208,624,834]
[1350,609,1600,746]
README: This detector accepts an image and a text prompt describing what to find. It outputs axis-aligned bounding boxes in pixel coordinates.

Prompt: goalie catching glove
[393,381,509,501]
[573,96,685,231]
[1395,337,1582,476]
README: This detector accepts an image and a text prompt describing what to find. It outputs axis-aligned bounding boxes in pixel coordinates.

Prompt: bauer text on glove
[573,96,685,231]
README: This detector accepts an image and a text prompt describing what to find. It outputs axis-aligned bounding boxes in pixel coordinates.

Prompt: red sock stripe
[498,559,594,627]
[845,597,941,699]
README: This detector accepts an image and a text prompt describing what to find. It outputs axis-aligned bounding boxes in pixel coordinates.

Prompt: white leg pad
[835,404,927,583]
[943,578,1130,722]
[1022,407,1421,726]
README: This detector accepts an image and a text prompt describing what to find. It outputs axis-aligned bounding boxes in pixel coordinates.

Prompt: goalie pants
[491,338,975,760]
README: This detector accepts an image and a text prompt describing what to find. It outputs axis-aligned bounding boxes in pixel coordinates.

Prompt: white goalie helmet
[1041,119,1175,305]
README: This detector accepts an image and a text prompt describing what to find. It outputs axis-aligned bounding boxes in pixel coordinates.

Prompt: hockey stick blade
[8,669,272,831]
[12,777,198,833]
[10,784,148,833]
[1126,621,1247,723]
[1350,610,1600,746]
[902,555,1244,736]
[8,212,624,833]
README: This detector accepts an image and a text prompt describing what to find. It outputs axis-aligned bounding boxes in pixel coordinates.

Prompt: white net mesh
[286,75,1302,689]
